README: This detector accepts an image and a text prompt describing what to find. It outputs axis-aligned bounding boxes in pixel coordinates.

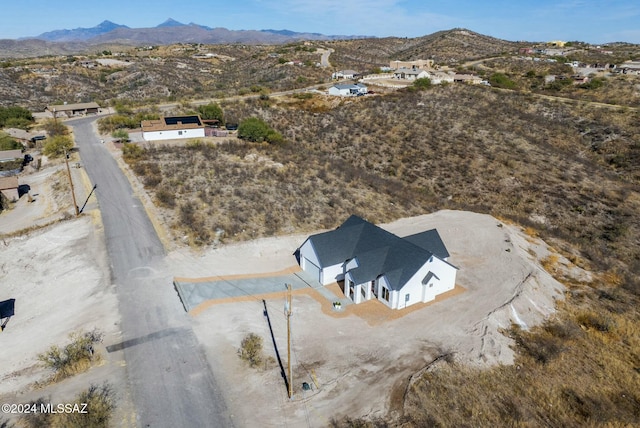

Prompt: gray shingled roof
[403,229,450,259]
[306,215,451,291]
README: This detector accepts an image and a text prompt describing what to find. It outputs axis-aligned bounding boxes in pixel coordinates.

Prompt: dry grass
[36,329,103,384]
[402,286,640,426]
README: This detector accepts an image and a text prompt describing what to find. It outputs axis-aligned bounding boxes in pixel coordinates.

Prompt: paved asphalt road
[69,117,234,427]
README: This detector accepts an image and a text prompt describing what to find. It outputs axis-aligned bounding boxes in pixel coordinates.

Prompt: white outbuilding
[141,115,206,141]
[328,83,368,96]
[297,215,458,310]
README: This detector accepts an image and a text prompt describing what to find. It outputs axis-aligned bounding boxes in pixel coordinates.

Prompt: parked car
[30,135,46,143]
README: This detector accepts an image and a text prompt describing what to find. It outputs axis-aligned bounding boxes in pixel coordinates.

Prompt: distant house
[0,176,19,203]
[141,115,206,141]
[46,102,100,118]
[328,83,368,96]
[78,60,98,69]
[393,68,430,80]
[297,215,458,310]
[572,75,590,85]
[453,74,483,84]
[389,59,434,70]
[430,71,455,85]
[332,69,359,79]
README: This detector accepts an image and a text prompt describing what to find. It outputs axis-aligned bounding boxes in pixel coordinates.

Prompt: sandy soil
[166,210,582,427]
[0,159,131,426]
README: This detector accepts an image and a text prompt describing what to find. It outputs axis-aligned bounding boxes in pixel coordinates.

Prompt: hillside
[119,84,640,425]
[328,29,524,70]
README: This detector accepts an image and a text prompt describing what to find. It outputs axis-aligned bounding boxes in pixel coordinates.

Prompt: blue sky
[1,0,639,43]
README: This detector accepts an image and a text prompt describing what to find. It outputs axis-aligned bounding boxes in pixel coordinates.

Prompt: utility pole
[285,283,293,399]
[64,149,79,216]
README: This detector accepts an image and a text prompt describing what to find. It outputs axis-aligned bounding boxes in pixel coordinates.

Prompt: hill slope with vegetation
[123,83,640,425]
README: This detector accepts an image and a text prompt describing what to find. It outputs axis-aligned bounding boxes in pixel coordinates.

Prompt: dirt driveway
[167,210,575,427]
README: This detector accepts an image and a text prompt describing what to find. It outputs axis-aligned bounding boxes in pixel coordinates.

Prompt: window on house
[382,287,389,301]
[178,131,183,135]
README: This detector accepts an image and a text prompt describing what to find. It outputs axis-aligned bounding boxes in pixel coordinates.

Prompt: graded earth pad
[167,210,575,426]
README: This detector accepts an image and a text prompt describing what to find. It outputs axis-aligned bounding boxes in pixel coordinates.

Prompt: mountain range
[26,19,364,45]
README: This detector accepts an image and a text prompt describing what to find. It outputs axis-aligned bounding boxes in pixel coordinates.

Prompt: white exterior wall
[143,128,205,141]
[328,87,349,96]
[322,263,345,285]
[406,256,457,306]
[299,240,321,283]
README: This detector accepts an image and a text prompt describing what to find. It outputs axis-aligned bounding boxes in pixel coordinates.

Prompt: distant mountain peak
[35,20,129,42]
[157,18,186,28]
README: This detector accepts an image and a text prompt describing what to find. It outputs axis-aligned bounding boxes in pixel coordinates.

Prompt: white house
[141,115,206,141]
[328,83,368,96]
[393,68,431,80]
[297,215,458,310]
[332,69,359,79]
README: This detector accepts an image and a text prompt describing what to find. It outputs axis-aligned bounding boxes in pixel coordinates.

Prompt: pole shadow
[262,299,290,394]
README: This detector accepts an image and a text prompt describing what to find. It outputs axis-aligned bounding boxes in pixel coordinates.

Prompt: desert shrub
[238,333,263,368]
[144,173,162,188]
[0,132,23,150]
[97,114,137,133]
[237,117,283,144]
[579,78,605,90]
[412,77,432,90]
[156,187,176,208]
[4,117,33,130]
[575,310,612,332]
[42,119,69,137]
[21,383,114,428]
[111,129,129,140]
[0,106,33,128]
[198,102,224,124]
[37,329,103,381]
[489,72,517,89]
[19,398,51,428]
[510,324,564,364]
[43,135,73,158]
[179,201,197,225]
[122,143,144,160]
[56,383,115,428]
